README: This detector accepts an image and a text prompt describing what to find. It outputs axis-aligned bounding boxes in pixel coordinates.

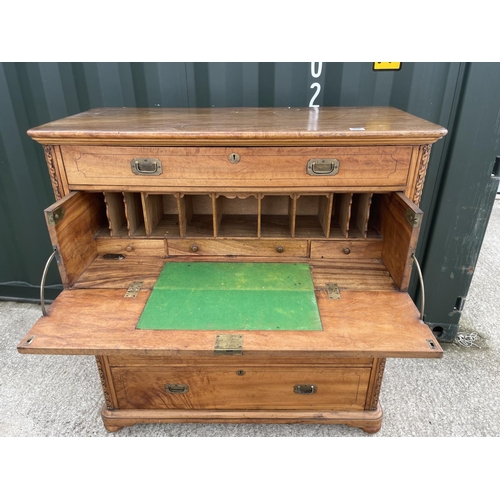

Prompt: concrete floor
[1,201,499,437]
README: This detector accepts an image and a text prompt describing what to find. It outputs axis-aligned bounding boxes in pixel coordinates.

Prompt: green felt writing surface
[136,262,322,331]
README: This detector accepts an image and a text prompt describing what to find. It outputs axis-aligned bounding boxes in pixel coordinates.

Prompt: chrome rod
[40,250,57,316]
[411,253,425,320]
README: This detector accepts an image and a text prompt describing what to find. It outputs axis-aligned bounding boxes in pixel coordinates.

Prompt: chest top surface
[27,106,447,146]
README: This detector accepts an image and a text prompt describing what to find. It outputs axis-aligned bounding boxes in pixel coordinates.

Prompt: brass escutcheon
[228,153,240,164]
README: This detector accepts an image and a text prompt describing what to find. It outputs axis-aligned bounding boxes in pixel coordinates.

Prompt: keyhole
[229,153,240,164]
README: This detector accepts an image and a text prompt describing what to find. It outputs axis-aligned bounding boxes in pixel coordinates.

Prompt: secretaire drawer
[111,366,372,410]
[167,239,308,257]
[60,145,413,190]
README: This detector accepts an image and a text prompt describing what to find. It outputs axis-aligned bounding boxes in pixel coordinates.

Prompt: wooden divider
[101,190,379,241]
[103,192,127,237]
[350,193,373,239]
[123,192,145,237]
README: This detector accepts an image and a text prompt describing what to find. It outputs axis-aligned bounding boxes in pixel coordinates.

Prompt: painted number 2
[309,62,322,107]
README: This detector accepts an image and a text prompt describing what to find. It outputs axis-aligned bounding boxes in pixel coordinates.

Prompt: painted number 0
[309,62,322,108]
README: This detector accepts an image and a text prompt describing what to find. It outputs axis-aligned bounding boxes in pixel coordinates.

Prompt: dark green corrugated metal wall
[1,62,498,340]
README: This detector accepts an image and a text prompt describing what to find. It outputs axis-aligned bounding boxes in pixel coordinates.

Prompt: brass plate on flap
[214,334,243,356]
[125,281,143,298]
[326,283,341,300]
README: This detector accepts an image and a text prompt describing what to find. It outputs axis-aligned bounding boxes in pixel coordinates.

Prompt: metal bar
[412,253,425,320]
[40,250,57,316]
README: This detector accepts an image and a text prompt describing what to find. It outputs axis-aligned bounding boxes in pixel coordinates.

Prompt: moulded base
[101,403,383,434]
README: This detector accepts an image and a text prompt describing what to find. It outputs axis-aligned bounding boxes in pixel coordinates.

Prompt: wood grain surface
[27,107,447,146]
[167,238,308,257]
[60,145,413,190]
[111,365,371,410]
[100,404,383,432]
[22,106,448,433]
[45,191,105,286]
[377,192,423,290]
[18,288,442,358]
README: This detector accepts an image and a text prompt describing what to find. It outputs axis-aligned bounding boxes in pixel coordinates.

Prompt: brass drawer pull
[191,244,199,252]
[294,384,317,395]
[276,245,284,253]
[165,384,189,394]
[131,158,162,175]
[306,158,339,176]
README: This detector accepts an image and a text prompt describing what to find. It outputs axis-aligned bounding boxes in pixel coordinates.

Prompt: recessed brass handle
[191,245,199,252]
[131,158,162,175]
[306,158,339,176]
[165,384,189,394]
[294,384,317,395]
[276,245,284,253]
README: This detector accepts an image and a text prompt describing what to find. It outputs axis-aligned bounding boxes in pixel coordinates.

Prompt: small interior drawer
[310,240,383,259]
[167,239,308,257]
[111,366,372,410]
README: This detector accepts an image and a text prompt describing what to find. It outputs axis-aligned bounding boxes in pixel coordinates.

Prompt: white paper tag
[349,127,365,131]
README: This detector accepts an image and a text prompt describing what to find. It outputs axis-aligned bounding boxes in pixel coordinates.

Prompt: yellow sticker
[373,62,401,71]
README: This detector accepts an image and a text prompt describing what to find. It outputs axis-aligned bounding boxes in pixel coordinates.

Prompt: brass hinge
[124,281,143,298]
[47,206,65,226]
[214,334,243,356]
[326,283,341,300]
[405,208,422,228]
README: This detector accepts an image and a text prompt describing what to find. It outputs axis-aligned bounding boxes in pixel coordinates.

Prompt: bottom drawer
[112,366,371,410]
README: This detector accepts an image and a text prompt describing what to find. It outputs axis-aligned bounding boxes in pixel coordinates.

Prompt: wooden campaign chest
[18,107,447,433]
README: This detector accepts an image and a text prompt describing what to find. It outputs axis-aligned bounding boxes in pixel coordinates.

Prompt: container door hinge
[454,296,466,312]
[492,156,500,178]
[214,334,243,355]
[326,283,341,300]
[405,208,422,228]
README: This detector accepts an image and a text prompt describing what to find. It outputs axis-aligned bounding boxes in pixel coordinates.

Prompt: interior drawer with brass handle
[167,239,308,257]
[165,384,189,394]
[111,366,372,410]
